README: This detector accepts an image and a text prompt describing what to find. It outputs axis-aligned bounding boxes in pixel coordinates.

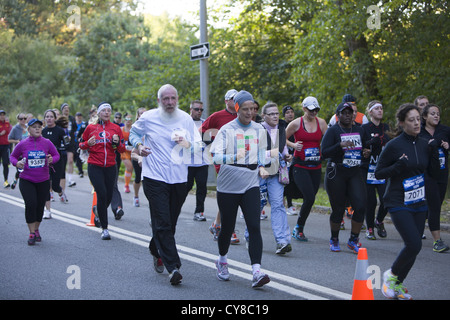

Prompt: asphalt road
[1,168,449,306]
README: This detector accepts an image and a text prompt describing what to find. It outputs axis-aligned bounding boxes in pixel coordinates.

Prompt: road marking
[0,193,352,300]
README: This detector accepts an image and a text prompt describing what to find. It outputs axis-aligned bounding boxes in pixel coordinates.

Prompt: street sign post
[190,42,210,61]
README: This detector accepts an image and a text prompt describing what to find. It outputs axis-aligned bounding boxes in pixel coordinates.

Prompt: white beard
[158,104,181,124]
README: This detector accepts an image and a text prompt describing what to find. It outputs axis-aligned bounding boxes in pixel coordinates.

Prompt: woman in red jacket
[79,102,125,240]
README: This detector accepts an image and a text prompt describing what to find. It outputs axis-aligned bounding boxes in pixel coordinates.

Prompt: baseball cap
[302,97,320,110]
[0,110,5,115]
[342,94,356,103]
[224,89,238,100]
[28,118,43,127]
[336,102,354,114]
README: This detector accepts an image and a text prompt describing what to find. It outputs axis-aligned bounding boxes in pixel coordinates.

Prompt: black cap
[336,102,353,115]
[28,118,43,126]
[282,105,294,116]
[342,94,356,103]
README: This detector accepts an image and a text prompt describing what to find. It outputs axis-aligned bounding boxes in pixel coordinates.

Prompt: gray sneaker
[101,229,111,240]
[169,269,182,285]
[215,260,230,281]
[153,256,164,273]
[193,212,206,221]
[433,239,450,253]
[252,271,270,288]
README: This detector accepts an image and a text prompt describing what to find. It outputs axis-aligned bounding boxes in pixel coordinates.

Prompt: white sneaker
[43,209,52,219]
[286,206,297,215]
[133,197,140,207]
[101,229,111,240]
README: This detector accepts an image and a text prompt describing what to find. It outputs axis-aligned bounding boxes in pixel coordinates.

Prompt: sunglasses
[125,117,132,121]
[193,108,204,112]
[18,117,27,120]
[309,108,320,113]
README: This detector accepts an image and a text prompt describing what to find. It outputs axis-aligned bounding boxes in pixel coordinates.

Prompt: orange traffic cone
[86,192,97,227]
[351,248,374,300]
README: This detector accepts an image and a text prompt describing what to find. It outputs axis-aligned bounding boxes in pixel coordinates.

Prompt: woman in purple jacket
[10,119,60,245]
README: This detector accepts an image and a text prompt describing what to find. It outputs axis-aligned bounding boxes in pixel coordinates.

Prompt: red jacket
[79,121,125,167]
[0,120,11,145]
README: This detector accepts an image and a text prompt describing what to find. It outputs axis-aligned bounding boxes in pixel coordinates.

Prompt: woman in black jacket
[375,103,440,300]
[419,104,449,253]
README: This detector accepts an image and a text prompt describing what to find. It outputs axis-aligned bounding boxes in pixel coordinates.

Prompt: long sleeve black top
[375,132,440,210]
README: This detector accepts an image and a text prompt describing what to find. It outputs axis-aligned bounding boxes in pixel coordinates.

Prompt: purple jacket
[10,135,60,183]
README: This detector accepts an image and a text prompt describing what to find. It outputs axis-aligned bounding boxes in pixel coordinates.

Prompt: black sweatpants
[0,144,9,181]
[143,177,187,273]
[361,167,388,229]
[88,164,117,229]
[217,187,262,265]
[186,165,208,213]
[19,178,50,224]
[389,208,426,283]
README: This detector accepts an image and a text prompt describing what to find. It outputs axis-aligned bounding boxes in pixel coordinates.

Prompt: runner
[8,113,29,189]
[0,109,12,188]
[130,84,201,285]
[121,112,134,194]
[42,109,69,218]
[321,102,369,253]
[79,102,126,240]
[258,101,292,254]
[376,103,440,300]
[419,104,449,252]
[210,90,270,288]
[286,96,327,242]
[10,119,60,245]
[361,101,390,239]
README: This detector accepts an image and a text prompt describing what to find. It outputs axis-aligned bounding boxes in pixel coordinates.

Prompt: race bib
[304,147,320,162]
[367,164,385,184]
[403,174,425,205]
[341,133,362,168]
[438,148,445,169]
[27,150,46,168]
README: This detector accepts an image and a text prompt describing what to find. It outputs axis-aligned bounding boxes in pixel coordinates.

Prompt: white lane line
[0,193,351,300]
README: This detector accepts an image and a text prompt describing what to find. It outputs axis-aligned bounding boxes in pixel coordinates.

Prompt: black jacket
[419,123,449,184]
[375,132,440,209]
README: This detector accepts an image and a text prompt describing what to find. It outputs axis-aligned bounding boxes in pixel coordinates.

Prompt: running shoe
[124,185,130,193]
[133,197,140,207]
[59,192,68,203]
[252,271,270,288]
[329,238,340,252]
[231,232,240,245]
[34,229,41,242]
[68,181,76,187]
[28,233,36,246]
[11,180,17,190]
[153,256,164,273]
[215,260,230,281]
[433,239,450,253]
[340,220,345,230]
[395,283,413,300]
[260,210,268,220]
[366,228,376,240]
[292,226,308,241]
[193,212,206,221]
[169,269,182,285]
[209,223,220,241]
[286,206,297,215]
[276,243,291,255]
[375,221,387,238]
[347,238,360,254]
[101,229,111,240]
[50,191,54,202]
[3,181,10,188]
[345,206,354,218]
[43,209,52,219]
[114,207,124,220]
[381,269,398,299]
